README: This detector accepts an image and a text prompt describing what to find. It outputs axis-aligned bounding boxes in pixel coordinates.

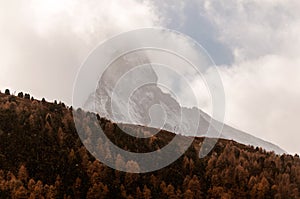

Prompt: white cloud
[1,0,300,154]
[202,0,300,61]
[0,0,160,103]
[218,56,300,151]
[200,0,300,153]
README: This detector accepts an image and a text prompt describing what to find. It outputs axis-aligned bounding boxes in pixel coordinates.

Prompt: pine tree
[187,175,202,198]
[143,185,151,199]
[17,165,28,183]
[12,185,28,199]
[5,89,10,95]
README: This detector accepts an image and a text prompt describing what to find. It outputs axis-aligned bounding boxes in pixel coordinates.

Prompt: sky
[0,0,300,154]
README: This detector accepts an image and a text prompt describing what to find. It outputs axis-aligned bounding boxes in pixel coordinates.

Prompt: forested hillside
[0,90,299,198]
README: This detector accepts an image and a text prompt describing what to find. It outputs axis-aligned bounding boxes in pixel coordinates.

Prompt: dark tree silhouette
[5,89,10,95]
[18,92,24,98]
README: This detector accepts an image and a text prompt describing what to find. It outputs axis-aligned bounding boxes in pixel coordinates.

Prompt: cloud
[152,0,234,65]
[0,0,160,103]
[201,0,300,61]
[217,56,300,153]
[199,0,300,153]
[1,0,299,154]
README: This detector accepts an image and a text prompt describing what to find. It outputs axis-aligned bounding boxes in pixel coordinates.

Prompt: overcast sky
[0,0,299,154]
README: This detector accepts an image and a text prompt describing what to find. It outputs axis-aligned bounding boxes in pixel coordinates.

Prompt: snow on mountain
[83,54,286,154]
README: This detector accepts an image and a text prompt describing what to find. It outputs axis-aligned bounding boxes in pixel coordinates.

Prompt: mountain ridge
[79,54,285,154]
[84,83,285,154]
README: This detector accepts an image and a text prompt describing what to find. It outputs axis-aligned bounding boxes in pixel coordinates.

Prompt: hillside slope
[0,91,299,198]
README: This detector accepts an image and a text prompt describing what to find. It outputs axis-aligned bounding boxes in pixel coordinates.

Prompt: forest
[0,90,299,199]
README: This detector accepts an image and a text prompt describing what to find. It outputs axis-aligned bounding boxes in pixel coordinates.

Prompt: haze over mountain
[83,54,285,154]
